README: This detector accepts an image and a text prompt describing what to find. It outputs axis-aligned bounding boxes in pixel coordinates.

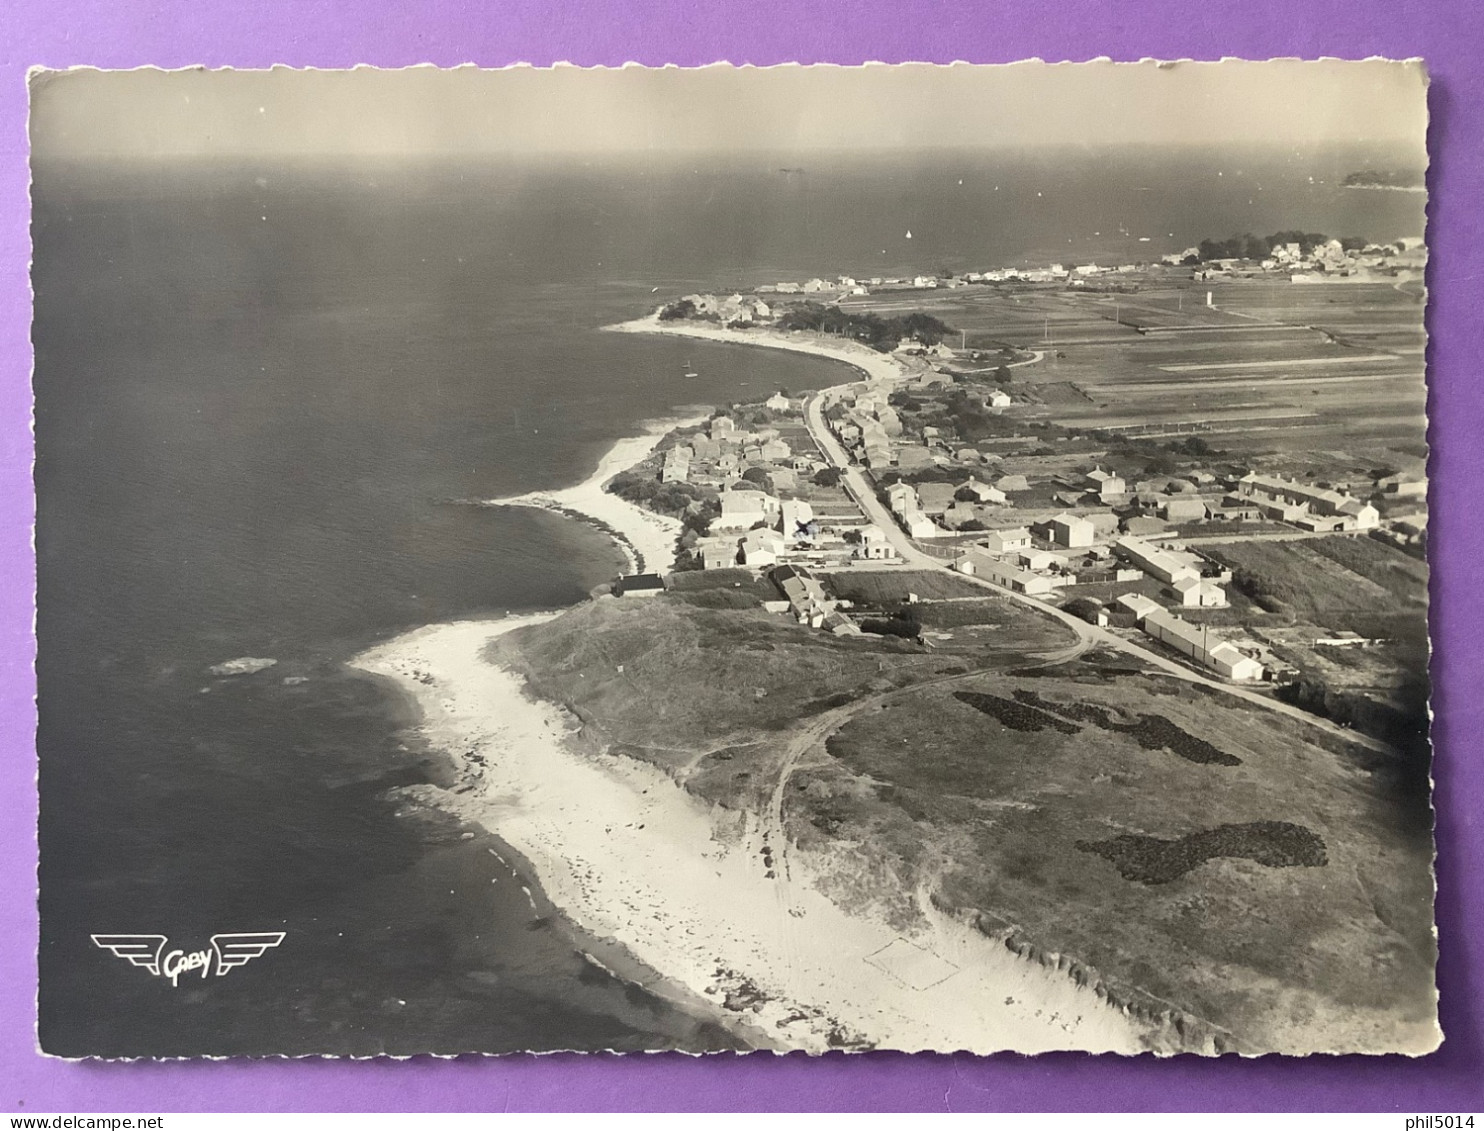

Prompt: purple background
[3,0,1481,1113]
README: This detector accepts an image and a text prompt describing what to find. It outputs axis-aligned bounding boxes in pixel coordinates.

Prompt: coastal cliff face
[485,594,1439,1055]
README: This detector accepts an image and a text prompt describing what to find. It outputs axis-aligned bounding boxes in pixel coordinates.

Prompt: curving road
[801,369,1395,759]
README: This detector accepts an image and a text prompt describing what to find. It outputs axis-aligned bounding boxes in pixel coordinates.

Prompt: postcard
[30,60,1436,1057]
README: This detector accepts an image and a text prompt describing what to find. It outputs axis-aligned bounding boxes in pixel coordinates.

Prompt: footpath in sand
[353,617,1149,1054]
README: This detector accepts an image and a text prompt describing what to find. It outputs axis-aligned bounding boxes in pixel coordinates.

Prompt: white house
[905,514,938,539]
[1017,549,1068,572]
[1208,642,1265,681]
[1050,512,1096,549]
[698,537,740,570]
[856,525,898,560]
[958,478,1007,505]
[1172,576,1227,607]
[1117,593,1161,621]
[885,482,918,516]
[713,487,780,531]
[741,528,786,567]
[982,527,1033,554]
[1086,467,1126,499]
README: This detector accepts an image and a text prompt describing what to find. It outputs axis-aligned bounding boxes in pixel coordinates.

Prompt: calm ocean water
[32,144,1423,1056]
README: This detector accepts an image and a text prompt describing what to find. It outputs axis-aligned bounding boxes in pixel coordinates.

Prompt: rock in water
[209,657,278,676]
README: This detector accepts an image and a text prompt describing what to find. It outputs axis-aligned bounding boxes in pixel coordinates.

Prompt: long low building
[1141,608,1264,680]
[954,550,1054,595]
[1113,535,1202,585]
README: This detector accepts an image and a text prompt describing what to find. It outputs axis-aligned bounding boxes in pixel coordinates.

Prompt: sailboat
[683,359,699,378]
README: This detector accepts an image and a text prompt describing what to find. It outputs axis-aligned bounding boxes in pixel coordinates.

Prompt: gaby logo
[91,933,286,987]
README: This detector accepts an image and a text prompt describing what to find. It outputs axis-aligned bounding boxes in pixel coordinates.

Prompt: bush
[860,614,921,640]
[658,298,697,321]
[1062,597,1104,624]
[741,467,775,494]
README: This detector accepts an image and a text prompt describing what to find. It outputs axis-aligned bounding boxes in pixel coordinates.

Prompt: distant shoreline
[602,312,914,387]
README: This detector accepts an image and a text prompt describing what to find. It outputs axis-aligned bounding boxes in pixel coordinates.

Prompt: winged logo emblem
[92,931,285,985]
[89,934,168,976]
[211,932,287,975]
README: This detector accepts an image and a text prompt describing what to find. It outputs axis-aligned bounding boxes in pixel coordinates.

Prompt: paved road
[800,370,1396,758]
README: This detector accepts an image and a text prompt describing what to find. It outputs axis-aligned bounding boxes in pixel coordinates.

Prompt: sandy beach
[353,617,1150,1054]
[604,313,914,387]
[481,416,703,575]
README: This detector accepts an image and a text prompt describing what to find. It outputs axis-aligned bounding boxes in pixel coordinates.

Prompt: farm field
[847,275,1426,467]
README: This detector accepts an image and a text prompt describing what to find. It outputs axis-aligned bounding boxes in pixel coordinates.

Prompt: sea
[31,143,1426,1056]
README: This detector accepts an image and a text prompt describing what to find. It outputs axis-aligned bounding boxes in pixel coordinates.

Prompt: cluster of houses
[660,399,816,494]
[827,382,905,470]
[709,237,1424,319]
[1231,473,1380,532]
[824,380,1008,478]
[671,293,775,326]
[756,275,930,296]
[1182,238,1427,284]
[761,565,860,635]
[667,393,907,573]
[882,476,1023,539]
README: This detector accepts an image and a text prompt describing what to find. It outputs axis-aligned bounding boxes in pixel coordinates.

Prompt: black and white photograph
[31,60,1436,1058]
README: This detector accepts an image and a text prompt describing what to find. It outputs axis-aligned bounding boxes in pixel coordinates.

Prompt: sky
[28,60,1429,159]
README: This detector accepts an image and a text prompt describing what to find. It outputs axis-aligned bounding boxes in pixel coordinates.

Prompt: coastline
[602,313,914,388]
[353,616,1151,1054]
[479,414,705,575]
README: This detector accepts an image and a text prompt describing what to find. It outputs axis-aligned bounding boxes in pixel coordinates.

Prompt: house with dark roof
[617,574,666,597]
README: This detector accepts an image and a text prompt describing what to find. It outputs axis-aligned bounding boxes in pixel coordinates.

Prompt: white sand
[482,417,703,575]
[604,314,912,387]
[353,617,1148,1054]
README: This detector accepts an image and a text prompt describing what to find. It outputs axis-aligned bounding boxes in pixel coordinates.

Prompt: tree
[658,298,697,321]
[812,467,843,488]
[741,466,774,494]
[1062,597,1104,625]
[994,364,1012,385]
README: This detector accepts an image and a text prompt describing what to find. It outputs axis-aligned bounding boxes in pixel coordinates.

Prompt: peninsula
[364,249,1434,1055]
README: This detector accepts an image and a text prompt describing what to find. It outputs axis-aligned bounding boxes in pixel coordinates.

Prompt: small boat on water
[683,359,699,378]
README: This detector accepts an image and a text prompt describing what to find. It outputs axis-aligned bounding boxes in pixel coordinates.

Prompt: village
[608,252,1429,748]
[612,364,1422,688]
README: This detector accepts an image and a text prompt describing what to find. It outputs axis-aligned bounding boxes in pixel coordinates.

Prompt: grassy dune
[488,597,998,809]
[795,667,1437,1052]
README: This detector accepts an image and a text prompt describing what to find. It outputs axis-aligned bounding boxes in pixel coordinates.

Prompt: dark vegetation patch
[954,691,1080,734]
[799,691,860,714]
[774,303,954,352]
[1012,690,1241,766]
[1076,821,1328,885]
